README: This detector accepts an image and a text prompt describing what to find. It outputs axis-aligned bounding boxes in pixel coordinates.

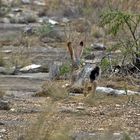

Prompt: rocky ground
[0,0,140,140]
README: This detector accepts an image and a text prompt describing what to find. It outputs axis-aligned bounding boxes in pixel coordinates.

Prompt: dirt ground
[0,77,139,140]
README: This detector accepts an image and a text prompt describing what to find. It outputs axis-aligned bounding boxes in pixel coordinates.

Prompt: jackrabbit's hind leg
[91,81,97,97]
[83,81,88,97]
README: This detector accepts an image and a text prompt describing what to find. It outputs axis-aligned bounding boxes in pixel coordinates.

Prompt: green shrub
[100,10,140,66]
[59,63,71,76]
[122,133,132,140]
[36,23,53,38]
[83,47,93,56]
[100,57,111,72]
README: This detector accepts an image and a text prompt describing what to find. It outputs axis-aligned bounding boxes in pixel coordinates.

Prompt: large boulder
[19,64,49,73]
[44,28,66,42]
[49,62,62,80]
[0,67,15,75]
[10,11,37,24]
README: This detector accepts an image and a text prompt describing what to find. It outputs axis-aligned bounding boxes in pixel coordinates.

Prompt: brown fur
[83,80,97,97]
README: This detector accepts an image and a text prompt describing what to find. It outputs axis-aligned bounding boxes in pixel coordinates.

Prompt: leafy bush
[100,10,140,67]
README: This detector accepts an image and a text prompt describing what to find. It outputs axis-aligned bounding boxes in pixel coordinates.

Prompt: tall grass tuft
[23,100,73,140]
[0,90,5,98]
[35,81,69,100]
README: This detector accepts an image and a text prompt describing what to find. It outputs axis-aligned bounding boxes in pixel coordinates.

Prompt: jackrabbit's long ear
[67,42,75,61]
[76,41,84,59]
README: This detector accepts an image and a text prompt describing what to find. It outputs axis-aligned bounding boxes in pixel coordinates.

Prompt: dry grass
[84,92,140,106]
[44,0,140,17]
[0,90,5,98]
[35,81,69,100]
[15,81,140,140]
[47,124,73,140]
[0,52,5,66]
[23,100,73,140]
[99,75,140,92]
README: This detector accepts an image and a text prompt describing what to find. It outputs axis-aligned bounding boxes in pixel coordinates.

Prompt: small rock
[19,64,41,73]
[0,129,6,133]
[41,37,55,43]
[23,25,34,35]
[34,1,45,6]
[59,106,76,113]
[76,106,85,110]
[100,112,105,115]
[62,17,70,23]
[78,102,84,106]
[114,50,121,53]
[21,0,31,4]
[1,50,12,53]
[84,53,95,60]
[0,100,10,110]
[7,13,15,18]
[12,8,22,12]
[62,83,70,88]
[0,67,15,75]
[68,87,83,93]
[37,16,48,23]
[0,18,10,23]
[98,128,104,131]
[0,122,5,125]
[115,104,121,107]
[37,18,44,23]
[69,93,76,96]
[37,9,46,17]
[113,132,121,136]
[91,43,106,50]
[48,19,59,25]
[10,108,15,112]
